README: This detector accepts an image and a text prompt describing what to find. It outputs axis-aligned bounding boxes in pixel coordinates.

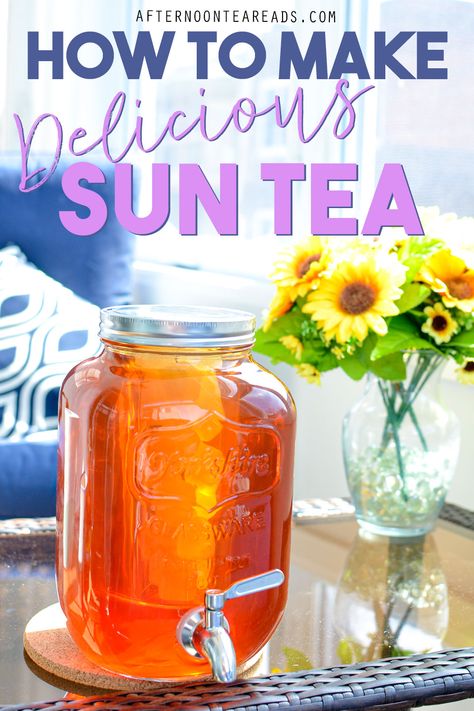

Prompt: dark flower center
[432,315,448,332]
[297,254,321,278]
[446,277,473,300]
[464,362,474,372]
[339,282,376,315]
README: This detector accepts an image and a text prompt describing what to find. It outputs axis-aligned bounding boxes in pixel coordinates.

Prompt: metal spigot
[177,569,285,683]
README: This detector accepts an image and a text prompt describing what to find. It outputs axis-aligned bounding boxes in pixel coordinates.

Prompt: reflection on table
[269,517,474,674]
[334,532,448,662]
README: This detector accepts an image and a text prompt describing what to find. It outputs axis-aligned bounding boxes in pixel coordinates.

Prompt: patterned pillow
[0,246,100,439]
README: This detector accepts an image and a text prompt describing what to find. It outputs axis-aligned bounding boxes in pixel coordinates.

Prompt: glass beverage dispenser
[56,306,296,682]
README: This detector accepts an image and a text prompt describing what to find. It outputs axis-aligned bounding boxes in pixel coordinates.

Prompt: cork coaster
[24,603,265,693]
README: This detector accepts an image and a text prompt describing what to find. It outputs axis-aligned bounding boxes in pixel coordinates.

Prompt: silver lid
[99,305,256,348]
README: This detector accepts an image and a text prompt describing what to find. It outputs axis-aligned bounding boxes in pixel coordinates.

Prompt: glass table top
[1,503,474,705]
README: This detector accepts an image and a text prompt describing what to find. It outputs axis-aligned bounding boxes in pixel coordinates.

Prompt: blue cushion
[0,246,100,438]
[0,435,57,519]
[0,154,134,307]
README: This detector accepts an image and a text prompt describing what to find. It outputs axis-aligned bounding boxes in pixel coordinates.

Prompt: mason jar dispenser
[56,306,296,682]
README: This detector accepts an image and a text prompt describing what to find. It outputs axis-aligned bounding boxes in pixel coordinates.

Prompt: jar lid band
[99,305,256,348]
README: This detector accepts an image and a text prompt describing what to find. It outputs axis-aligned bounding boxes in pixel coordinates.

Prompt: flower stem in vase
[378,380,409,502]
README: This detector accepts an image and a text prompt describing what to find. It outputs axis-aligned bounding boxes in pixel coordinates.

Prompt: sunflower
[456,359,474,384]
[270,236,330,299]
[280,335,303,360]
[421,303,459,345]
[416,207,474,269]
[263,289,293,331]
[303,254,406,344]
[296,363,321,384]
[418,250,474,313]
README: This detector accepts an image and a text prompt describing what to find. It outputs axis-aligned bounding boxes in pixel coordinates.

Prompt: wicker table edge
[2,647,474,711]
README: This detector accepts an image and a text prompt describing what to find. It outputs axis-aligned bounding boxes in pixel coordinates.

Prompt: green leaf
[282,646,313,672]
[301,344,338,372]
[340,334,378,380]
[395,283,431,314]
[390,647,416,658]
[371,315,442,359]
[450,330,474,347]
[358,332,377,357]
[253,332,298,366]
[256,309,307,342]
[369,352,407,381]
[254,309,307,365]
[337,639,365,664]
[338,334,377,381]
[399,235,444,282]
[339,354,368,380]
[254,308,339,374]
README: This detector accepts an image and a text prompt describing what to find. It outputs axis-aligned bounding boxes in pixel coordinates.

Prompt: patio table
[1,499,474,710]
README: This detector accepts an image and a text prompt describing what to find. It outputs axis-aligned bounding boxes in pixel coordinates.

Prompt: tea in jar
[56,306,296,681]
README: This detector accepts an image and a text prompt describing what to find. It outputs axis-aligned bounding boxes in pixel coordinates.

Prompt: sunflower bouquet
[255,207,474,385]
[257,208,474,533]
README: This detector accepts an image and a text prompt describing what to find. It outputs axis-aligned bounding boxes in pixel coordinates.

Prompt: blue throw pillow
[0,154,134,308]
[0,432,57,518]
[0,246,100,439]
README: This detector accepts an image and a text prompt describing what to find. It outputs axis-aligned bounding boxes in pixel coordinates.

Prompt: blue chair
[0,154,134,518]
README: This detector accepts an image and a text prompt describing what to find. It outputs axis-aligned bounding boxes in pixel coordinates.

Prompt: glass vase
[343,353,460,537]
